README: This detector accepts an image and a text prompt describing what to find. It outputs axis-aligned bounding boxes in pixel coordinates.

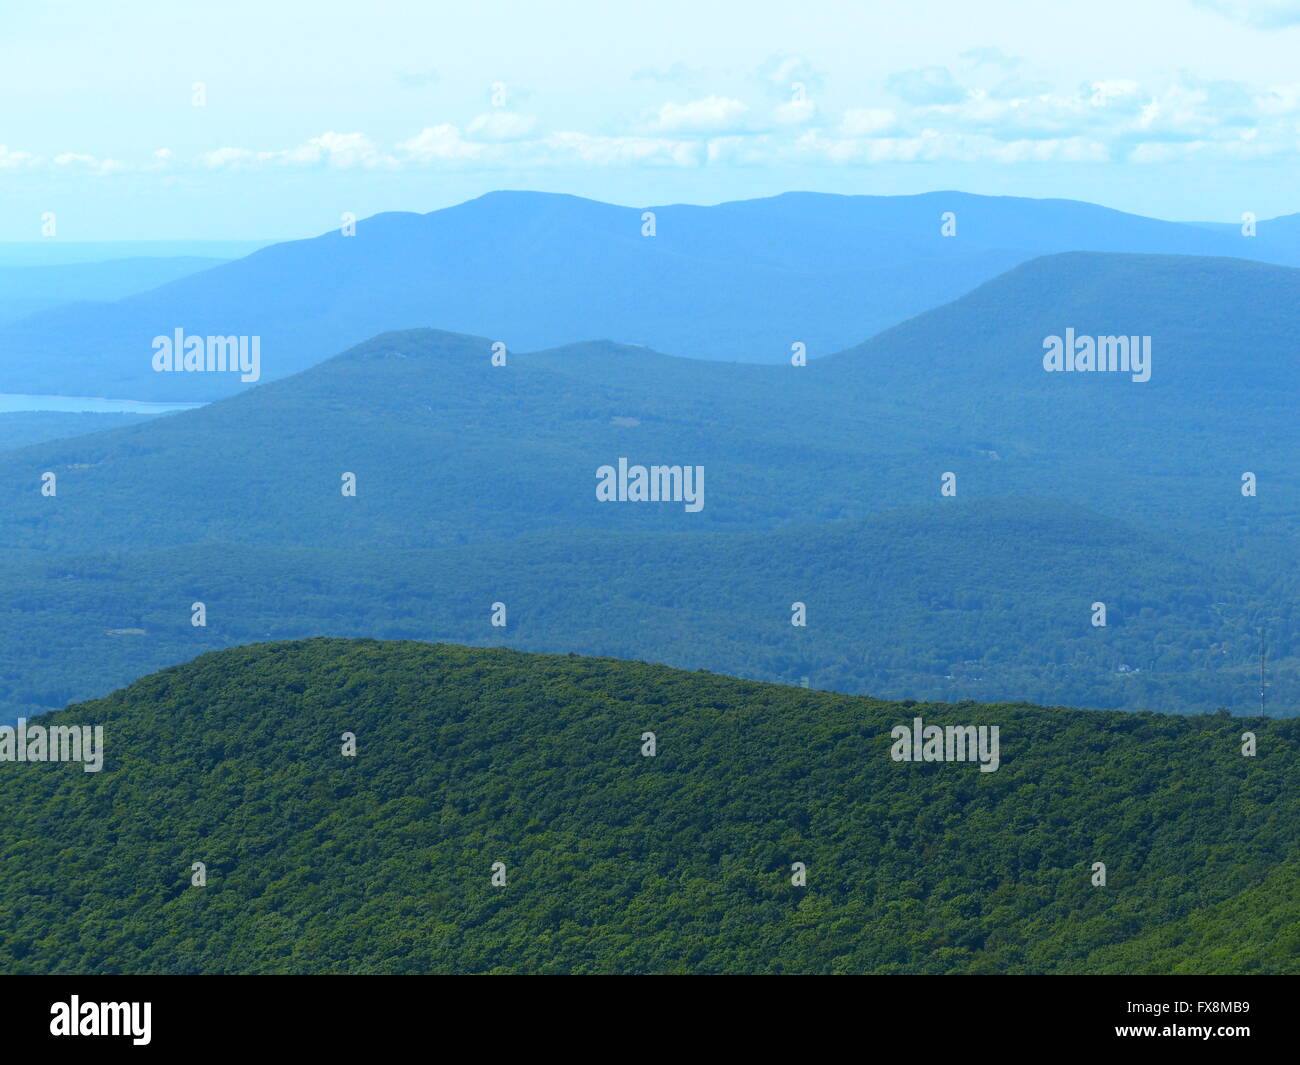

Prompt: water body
[0,393,204,414]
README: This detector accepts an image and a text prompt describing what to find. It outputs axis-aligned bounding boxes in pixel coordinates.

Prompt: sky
[5,0,1300,240]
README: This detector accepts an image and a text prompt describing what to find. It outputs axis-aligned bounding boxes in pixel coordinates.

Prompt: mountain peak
[334,327,496,362]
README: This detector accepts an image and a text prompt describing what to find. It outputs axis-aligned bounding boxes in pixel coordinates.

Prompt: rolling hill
[0,249,1295,720]
[4,251,1299,553]
[0,638,1294,974]
[0,252,1294,723]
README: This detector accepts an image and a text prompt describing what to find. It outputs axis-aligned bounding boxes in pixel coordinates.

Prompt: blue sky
[5,0,1300,239]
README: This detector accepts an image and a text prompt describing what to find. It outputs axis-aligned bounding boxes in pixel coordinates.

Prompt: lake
[0,393,204,414]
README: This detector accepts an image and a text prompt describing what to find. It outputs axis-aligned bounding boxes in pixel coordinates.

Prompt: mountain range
[5,190,1300,400]
[2,187,1297,978]
[0,246,1294,721]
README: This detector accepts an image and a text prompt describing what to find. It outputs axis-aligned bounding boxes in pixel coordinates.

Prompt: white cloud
[885,67,967,105]
[397,124,486,163]
[1193,0,1300,28]
[758,53,821,95]
[53,152,125,174]
[298,131,394,168]
[960,47,1022,71]
[542,132,701,167]
[839,108,897,137]
[1129,136,1282,163]
[1257,82,1300,113]
[201,146,259,169]
[652,96,750,134]
[705,134,775,166]
[202,132,394,170]
[1088,80,1143,107]
[1125,80,1256,141]
[773,97,816,126]
[466,111,537,141]
[863,74,1260,149]
[9,63,1300,181]
[0,145,37,169]
[193,124,705,173]
[796,129,1109,165]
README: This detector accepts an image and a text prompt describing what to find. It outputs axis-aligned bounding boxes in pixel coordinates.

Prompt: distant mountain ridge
[2,189,1296,400]
[0,256,229,328]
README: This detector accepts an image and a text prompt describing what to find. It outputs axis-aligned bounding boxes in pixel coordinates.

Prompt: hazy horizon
[10,0,1300,239]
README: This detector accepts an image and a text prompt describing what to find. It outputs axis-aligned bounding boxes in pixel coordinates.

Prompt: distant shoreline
[0,393,205,414]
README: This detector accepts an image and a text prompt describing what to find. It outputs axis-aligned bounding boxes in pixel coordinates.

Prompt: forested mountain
[0,639,1292,974]
[5,250,1298,551]
[0,249,1294,721]
[1,190,1294,399]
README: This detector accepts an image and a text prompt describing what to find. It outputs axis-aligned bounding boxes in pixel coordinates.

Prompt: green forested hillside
[0,639,1294,974]
[1081,856,1300,974]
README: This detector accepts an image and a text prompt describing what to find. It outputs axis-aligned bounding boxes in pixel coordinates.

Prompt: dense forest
[0,497,1294,721]
[0,638,1294,974]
